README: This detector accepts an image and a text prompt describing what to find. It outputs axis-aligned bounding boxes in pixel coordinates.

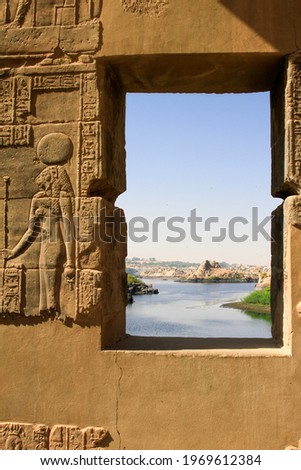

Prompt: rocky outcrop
[127,259,264,283]
[183,260,260,283]
[127,282,159,303]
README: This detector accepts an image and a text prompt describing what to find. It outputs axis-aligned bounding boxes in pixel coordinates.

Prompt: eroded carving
[0,423,108,450]
[78,198,96,242]
[79,122,100,196]
[285,56,301,190]
[32,75,80,91]
[120,0,169,16]
[0,78,13,123]
[83,427,108,449]
[0,124,32,146]
[50,425,83,450]
[0,423,49,450]
[81,73,99,121]
[1,265,24,315]
[78,269,102,316]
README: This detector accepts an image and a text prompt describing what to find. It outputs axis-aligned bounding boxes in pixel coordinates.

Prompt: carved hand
[1,249,13,260]
[64,265,75,281]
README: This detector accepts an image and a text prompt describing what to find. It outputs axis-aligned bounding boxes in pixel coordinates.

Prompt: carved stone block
[1,265,24,315]
[0,61,126,345]
[83,427,108,450]
[0,423,49,450]
[0,422,109,450]
[49,425,83,450]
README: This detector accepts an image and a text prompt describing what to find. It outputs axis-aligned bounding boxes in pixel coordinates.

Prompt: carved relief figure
[5,424,24,449]
[2,133,75,321]
[33,425,49,450]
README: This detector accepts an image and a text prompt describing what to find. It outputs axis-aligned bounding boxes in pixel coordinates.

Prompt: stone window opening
[111,90,288,352]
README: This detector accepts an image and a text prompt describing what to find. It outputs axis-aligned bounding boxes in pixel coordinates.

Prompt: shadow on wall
[219,0,301,51]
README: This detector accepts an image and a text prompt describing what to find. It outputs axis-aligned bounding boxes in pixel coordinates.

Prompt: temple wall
[0,0,301,450]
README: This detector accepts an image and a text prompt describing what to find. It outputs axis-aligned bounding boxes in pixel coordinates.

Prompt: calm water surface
[127,279,271,338]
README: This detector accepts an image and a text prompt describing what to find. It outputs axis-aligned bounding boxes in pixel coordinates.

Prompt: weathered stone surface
[272,53,301,197]
[120,0,169,17]
[2,0,301,453]
[0,423,49,450]
[0,422,109,450]
[0,60,126,335]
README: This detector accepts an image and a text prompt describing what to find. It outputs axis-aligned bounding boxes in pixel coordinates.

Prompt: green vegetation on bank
[222,286,271,315]
[127,273,145,285]
[242,286,270,306]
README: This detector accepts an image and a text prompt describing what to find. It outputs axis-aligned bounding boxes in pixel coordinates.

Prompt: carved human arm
[2,198,41,260]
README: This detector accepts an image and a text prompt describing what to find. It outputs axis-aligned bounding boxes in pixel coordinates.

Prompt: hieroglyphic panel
[78,121,100,196]
[0,125,32,146]
[81,72,99,121]
[77,197,98,242]
[1,266,24,315]
[83,427,108,450]
[0,423,49,450]
[0,423,109,450]
[32,75,80,90]
[0,78,13,124]
[0,125,12,146]
[286,57,301,188]
[77,269,102,316]
[49,425,83,450]
[15,76,31,119]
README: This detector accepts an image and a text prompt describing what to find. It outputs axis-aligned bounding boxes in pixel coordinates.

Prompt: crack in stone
[115,351,123,450]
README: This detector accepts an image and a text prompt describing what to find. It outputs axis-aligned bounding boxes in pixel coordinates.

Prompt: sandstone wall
[0,0,301,450]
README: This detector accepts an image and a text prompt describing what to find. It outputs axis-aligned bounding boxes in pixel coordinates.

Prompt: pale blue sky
[117,93,281,265]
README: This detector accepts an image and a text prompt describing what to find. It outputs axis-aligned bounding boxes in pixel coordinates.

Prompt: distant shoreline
[176,278,257,284]
[221,301,270,315]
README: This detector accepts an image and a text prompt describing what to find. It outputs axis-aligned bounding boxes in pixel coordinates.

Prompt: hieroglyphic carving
[83,427,108,450]
[0,126,13,146]
[0,79,13,124]
[1,265,24,315]
[78,122,100,196]
[49,425,83,450]
[15,76,31,119]
[78,269,102,316]
[120,0,169,16]
[0,423,49,450]
[0,75,32,143]
[77,197,99,242]
[32,74,80,90]
[286,56,301,188]
[81,72,99,121]
[0,124,31,146]
[0,423,108,450]
[1,76,31,123]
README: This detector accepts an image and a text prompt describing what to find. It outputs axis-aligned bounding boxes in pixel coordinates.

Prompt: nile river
[127,279,271,338]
